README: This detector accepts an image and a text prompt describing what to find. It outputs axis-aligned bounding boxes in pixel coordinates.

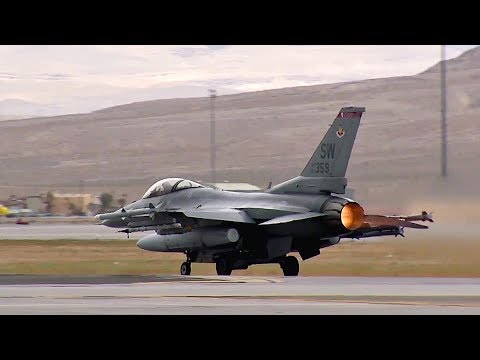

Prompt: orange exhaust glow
[341,202,365,230]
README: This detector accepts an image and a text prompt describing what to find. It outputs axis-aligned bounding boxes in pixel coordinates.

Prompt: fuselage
[135,187,341,211]
[106,187,341,227]
[103,187,358,250]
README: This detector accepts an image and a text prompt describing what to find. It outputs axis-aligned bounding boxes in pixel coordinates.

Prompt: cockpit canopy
[142,178,204,199]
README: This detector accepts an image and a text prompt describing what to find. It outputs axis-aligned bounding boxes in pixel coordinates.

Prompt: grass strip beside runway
[1,236,479,276]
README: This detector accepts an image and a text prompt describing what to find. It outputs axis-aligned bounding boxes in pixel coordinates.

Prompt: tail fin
[301,106,364,178]
[268,106,365,195]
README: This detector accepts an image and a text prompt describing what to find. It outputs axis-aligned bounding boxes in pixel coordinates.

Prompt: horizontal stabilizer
[182,209,256,223]
[401,211,434,223]
[363,215,428,229]
[259,212,326,226]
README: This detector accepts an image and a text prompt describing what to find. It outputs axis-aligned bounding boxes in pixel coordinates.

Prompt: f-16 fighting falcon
[96,106,433,276]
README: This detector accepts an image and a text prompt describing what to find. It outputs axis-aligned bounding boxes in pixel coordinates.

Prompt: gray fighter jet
[96,106,433,276]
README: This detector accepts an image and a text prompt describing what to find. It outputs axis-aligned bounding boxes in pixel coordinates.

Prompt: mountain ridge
[1,46,479,210]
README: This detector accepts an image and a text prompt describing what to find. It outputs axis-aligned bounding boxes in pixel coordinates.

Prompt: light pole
[441,45,447,177]
[208,89,217,184]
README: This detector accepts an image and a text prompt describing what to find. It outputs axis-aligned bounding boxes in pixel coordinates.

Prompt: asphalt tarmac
[0,221,473,240]
[1,275,480,314]
[0,224,142,240]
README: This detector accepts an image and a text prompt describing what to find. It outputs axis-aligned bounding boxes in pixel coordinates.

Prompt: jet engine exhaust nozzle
[340,202,365,230]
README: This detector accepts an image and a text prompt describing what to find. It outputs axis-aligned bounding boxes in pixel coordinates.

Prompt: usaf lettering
[320,143,335,159]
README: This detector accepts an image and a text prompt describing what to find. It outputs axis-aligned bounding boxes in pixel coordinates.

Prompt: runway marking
[0,276,283,286]
[2,294,480,307]
[0,300,478,311]
[151,276,284,283]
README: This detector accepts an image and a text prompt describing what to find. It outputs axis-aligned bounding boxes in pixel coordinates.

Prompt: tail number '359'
[312,162,330,174]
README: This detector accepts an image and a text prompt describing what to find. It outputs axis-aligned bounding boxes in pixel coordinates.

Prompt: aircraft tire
[281,256,299,276]
[216,258,233,276]
[180,262,191,276]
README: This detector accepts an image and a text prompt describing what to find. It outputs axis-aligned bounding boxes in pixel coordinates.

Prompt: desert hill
[1,46,479,211]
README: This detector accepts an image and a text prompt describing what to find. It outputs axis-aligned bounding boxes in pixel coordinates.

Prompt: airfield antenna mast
[208,89,217,184]
[79,180,84,194]
[441,45,447,177]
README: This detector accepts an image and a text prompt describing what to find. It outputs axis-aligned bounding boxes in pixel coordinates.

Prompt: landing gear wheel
[180,262,191,276]
[281,256,299,276]
[216,258,233,276]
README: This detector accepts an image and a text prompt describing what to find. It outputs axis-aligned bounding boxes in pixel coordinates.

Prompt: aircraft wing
[181,209,256,223]
[179,203,310,223]
[259,212,326,226]
[235,204,311,220]
[183,208,324,226]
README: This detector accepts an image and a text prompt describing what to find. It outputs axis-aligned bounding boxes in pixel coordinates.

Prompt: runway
[1,276,480,314]
[0,224,142,240]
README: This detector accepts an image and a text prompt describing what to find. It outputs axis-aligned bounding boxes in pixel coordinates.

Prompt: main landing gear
[280,255,299,276]
[179,259,233,276]
[179,255,299,277]
[215,258,233,276]
[180,261,191,276]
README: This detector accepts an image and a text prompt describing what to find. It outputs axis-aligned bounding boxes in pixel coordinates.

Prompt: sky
[0,45,477,116]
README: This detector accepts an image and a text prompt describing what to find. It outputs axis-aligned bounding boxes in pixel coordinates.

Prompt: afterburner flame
[341,202,365,230]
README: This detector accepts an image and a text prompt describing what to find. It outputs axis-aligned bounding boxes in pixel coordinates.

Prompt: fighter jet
[96,106,433,276]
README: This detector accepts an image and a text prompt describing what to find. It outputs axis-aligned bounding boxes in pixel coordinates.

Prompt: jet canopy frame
[142,178,204,199]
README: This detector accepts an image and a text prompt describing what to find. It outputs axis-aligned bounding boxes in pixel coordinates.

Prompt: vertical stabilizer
[301,106,364,178]
[268,106,365,195]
